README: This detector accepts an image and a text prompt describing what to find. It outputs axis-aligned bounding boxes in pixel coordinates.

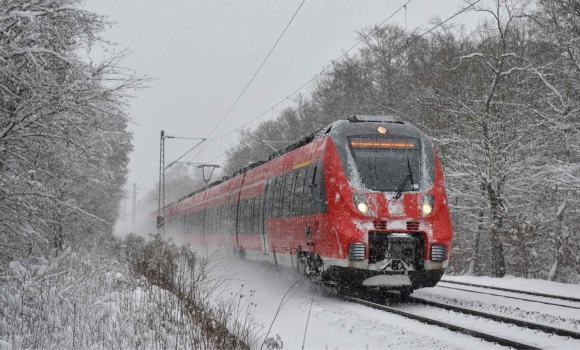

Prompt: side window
[216,205,224,235]
[293,168,306,216]
[304,165,317,215]
[282,172,294,217]
[254,195,261,233]
[310,163,326,214]
[238,200,245,234]
[272,176,284,218]
[243,199,249,234]
[266,178,275,218]
[248,198,254,233]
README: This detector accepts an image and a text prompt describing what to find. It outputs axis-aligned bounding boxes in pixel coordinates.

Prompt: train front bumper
[323,264,446,289]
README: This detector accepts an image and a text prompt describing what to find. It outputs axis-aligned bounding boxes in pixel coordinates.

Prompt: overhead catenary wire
[203,0,308,142]
[187,0,414,163]
[194,0,481,167]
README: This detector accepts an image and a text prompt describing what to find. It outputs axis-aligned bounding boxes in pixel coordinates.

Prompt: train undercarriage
[295,231,445,298]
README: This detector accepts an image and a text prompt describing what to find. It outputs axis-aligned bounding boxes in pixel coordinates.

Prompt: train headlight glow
[422,194,434,216]
[357,202,369,214]
[353,194,370,215]
[377,126,387,134]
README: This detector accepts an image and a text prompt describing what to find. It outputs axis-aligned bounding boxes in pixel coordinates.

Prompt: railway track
[439,279,580,303]
[335,287,580,349]
[436,281,580,310]
[339,295,540,349]
[409,295,580,340]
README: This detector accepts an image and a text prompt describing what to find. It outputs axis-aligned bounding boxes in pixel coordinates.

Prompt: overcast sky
[84,0,489,203]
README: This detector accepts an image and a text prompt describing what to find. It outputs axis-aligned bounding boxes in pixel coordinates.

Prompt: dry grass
[0,234,262,349]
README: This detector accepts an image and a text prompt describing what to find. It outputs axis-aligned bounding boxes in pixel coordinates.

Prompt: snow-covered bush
[0,237,261,349]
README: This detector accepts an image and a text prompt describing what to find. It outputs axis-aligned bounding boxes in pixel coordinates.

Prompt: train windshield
[349,138,421,192]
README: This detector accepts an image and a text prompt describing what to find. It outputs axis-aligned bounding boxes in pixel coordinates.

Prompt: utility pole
[132,183,138,233]
[124,198,128,235]
[157,131,206,235]
[158,130,165,234]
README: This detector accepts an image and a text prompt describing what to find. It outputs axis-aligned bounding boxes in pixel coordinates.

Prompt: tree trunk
[467,209,484,275]
[488,183,506,278]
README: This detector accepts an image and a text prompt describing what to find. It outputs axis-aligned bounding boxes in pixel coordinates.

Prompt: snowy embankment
[188,245,580,349]
[0,236,260,350]
[191,248,508,349]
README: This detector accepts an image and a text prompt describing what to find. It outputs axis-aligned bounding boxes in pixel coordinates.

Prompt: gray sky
[84,0,488,202]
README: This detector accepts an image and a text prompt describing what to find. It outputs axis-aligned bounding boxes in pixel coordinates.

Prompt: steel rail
[439,279,580,303]
[437,284,580,310]
[340,295,540,350]
[410,296,580,340]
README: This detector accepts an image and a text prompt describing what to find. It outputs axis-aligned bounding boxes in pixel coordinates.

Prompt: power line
[186,0,413,163]
[203,0,308,141]
[193,0,480,167]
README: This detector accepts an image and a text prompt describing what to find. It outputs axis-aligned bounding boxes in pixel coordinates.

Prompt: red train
[148,115,453,295]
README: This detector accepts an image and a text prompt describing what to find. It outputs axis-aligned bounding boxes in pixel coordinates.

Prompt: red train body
[148,116,453,292]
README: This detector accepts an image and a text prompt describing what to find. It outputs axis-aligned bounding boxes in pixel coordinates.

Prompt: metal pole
[124,199,127,235]
[132,183,137,232]
[158,130,165,234]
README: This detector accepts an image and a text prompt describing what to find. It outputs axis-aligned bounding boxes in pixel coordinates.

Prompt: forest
[223,0,580,283]
[0,0,143,263]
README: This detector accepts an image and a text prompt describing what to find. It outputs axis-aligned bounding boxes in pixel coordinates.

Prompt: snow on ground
[442,275,580,299]
[197,250,505,349]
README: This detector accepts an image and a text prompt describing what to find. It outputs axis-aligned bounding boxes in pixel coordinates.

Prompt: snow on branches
[0,0,145,261]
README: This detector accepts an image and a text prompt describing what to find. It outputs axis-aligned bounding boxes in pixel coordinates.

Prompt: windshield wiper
[394,155,414,200]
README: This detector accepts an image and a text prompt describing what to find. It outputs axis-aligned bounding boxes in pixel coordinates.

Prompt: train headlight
[353,194,370,215]
[357,202,369,214]
[377,125,387,134]
[422,194,434,216]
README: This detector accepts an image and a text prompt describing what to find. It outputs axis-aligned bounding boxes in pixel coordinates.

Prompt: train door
[305,163,322,246]
[231,192,240,250]
[261,179,270,255]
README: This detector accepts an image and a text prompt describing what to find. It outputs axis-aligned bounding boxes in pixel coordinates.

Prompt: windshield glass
[349,137,421,192]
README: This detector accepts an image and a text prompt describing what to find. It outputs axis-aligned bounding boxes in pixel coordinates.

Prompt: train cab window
[282,171,294,217]
[292,168,306,216]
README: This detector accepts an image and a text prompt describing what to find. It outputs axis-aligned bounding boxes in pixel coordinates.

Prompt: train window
[246,199,251,234]
[196,211,201,234]
[293,168,306,216]
[265,178,273,218]
[282,172,294,217]
[303,165,316,215]
[215,205,221,234]
[272,176,284,218]
[253,196,261,233]
[248,198,254,233]
[314,164,327,214]
[245,199,251,234]
[264,179,271,222]
[238,200,244,234]
[246,198,253,233]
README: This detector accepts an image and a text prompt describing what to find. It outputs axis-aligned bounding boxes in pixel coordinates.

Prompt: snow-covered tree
[0,0,143,262]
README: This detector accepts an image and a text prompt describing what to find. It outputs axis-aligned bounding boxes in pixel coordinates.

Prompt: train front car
[319,115,452,295]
